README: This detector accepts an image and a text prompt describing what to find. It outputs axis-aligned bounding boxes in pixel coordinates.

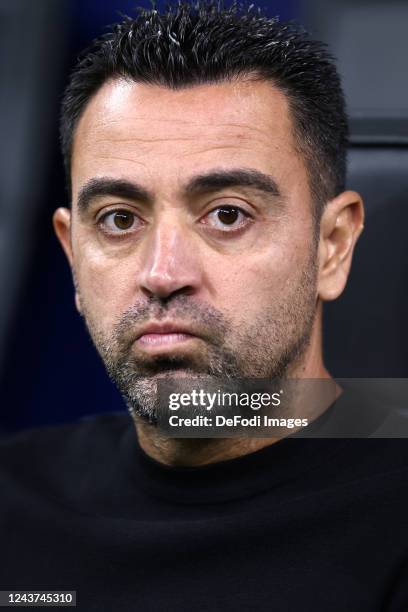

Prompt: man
[1,2,407,610]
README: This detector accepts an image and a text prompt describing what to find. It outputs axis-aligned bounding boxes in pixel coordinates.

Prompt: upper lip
[136,321,199,340]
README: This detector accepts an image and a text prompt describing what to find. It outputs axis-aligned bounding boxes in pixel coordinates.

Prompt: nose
[138,218,203,300]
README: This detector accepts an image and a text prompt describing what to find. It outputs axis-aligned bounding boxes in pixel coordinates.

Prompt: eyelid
[203,201,254,219]
[96,206,144,236]
[199,203,254,235]
[200,197,254,221]
[95,203,142,221]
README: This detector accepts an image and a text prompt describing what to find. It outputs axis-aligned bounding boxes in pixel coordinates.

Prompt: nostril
[140,283,196,302]
[170,286,196,298]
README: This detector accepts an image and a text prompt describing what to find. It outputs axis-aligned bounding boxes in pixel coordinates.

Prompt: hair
[60,1,348,218]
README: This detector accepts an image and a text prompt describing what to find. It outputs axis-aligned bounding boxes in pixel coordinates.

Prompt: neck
[135,426,283,466]
[134,309,331,467]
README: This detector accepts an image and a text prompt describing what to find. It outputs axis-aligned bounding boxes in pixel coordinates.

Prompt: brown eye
[100,209,141,234]
[217,207,239,225]
[204,205,250,232]
[113,211,134,230]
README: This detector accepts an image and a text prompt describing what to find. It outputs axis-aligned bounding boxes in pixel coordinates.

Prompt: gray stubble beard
[76,249,318,423]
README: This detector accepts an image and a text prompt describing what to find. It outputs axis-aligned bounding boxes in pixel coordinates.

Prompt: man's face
[61,78,320,419]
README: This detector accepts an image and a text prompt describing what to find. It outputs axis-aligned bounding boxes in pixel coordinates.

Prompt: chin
[150,368,204,380]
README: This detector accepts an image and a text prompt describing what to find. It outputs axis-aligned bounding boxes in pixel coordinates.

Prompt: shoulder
[0,413,132,493]
[0,412,130,454]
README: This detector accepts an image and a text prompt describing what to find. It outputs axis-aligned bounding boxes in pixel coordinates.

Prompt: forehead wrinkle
[181,144,256,157]
[92,154,148,167]
[98,122,271,136]
[88,130,271,155]
[92,135,209,144]
[88,115,274,139]
[87,132,262,158]
[215,121,277,138]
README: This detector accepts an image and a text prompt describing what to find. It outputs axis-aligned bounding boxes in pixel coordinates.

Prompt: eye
[203,205,251,231]
[98,209,141,234]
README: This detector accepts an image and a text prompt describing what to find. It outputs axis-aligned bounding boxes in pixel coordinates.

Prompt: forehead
[71,77,305,199]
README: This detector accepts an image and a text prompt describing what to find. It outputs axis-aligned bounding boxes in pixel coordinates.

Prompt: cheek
[73,240,138,330]
[211,244,302,323]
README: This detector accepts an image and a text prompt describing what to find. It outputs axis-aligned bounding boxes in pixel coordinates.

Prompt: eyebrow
[76,168,282,214]
[185,168,281,198]
[77,178,153,214]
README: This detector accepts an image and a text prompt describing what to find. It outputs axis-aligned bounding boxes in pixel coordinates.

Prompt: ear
[317,190,364,301]
[53,207,82,314]
[53,207,72,264]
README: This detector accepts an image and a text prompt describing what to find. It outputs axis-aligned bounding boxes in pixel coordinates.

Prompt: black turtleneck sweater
[1,411,408,611]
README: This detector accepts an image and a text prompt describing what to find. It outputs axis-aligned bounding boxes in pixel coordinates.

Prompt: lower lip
[137,332,195,347]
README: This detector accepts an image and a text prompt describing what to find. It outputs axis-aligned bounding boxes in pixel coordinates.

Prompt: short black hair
[60,1,348,217]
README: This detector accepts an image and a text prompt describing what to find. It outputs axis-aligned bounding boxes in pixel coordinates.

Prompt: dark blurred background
[1,0,407,433]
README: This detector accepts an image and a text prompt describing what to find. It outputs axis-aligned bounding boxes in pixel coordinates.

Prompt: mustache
[112,295,230,349]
